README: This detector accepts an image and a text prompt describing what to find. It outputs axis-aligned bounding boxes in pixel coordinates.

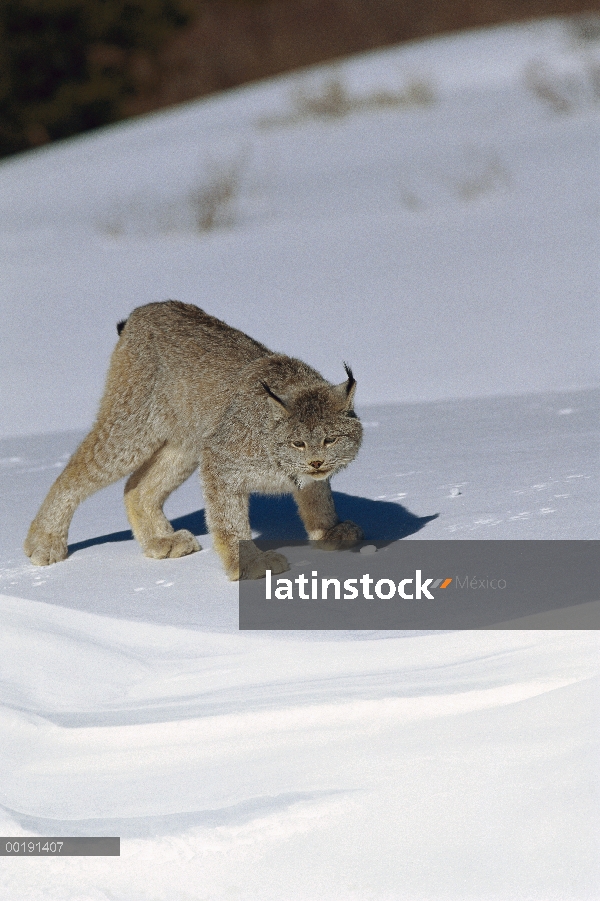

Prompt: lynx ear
[333,362,357,411]
[260,381,289,417]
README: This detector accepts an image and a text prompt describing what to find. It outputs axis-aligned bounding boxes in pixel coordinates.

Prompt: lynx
[24,301,363,579]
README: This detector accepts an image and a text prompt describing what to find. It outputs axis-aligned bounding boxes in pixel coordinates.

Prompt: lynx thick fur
[24,301,363,579]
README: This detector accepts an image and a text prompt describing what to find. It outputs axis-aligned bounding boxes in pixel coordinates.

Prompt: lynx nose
[309,460,324,470]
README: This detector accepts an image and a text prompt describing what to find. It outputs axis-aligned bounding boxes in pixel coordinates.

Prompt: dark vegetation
[0,0,193,156]
[1,0,598,158]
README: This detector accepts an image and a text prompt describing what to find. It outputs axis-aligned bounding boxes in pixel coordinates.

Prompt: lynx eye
[291,440,306,449]
[323,437,337,446]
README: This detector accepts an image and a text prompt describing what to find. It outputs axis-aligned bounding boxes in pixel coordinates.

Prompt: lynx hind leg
[25,425,162,566]
[25,333,165,567]
[294,480,363,550]
[24,526,69,567]
[124,444,201,560]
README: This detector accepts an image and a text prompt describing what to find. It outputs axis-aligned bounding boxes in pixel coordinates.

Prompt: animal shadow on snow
[67,492,437,555]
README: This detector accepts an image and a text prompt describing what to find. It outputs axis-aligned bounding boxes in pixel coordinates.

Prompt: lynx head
[261,364,362,488]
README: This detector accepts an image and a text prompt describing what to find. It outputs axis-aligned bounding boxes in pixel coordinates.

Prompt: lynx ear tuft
[260,381,289,415]
[343,362,356,397]
[333,362,357,411]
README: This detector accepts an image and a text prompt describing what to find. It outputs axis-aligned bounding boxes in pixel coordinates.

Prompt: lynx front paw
[313,520,364,550]
[144,530,201,559]
[24,531,68,566]
[234,550,290,581]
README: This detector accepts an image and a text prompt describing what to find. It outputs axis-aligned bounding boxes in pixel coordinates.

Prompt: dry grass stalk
[259,74,435,128]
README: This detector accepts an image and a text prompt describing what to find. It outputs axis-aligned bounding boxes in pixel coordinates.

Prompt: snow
[0,17,598,900]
